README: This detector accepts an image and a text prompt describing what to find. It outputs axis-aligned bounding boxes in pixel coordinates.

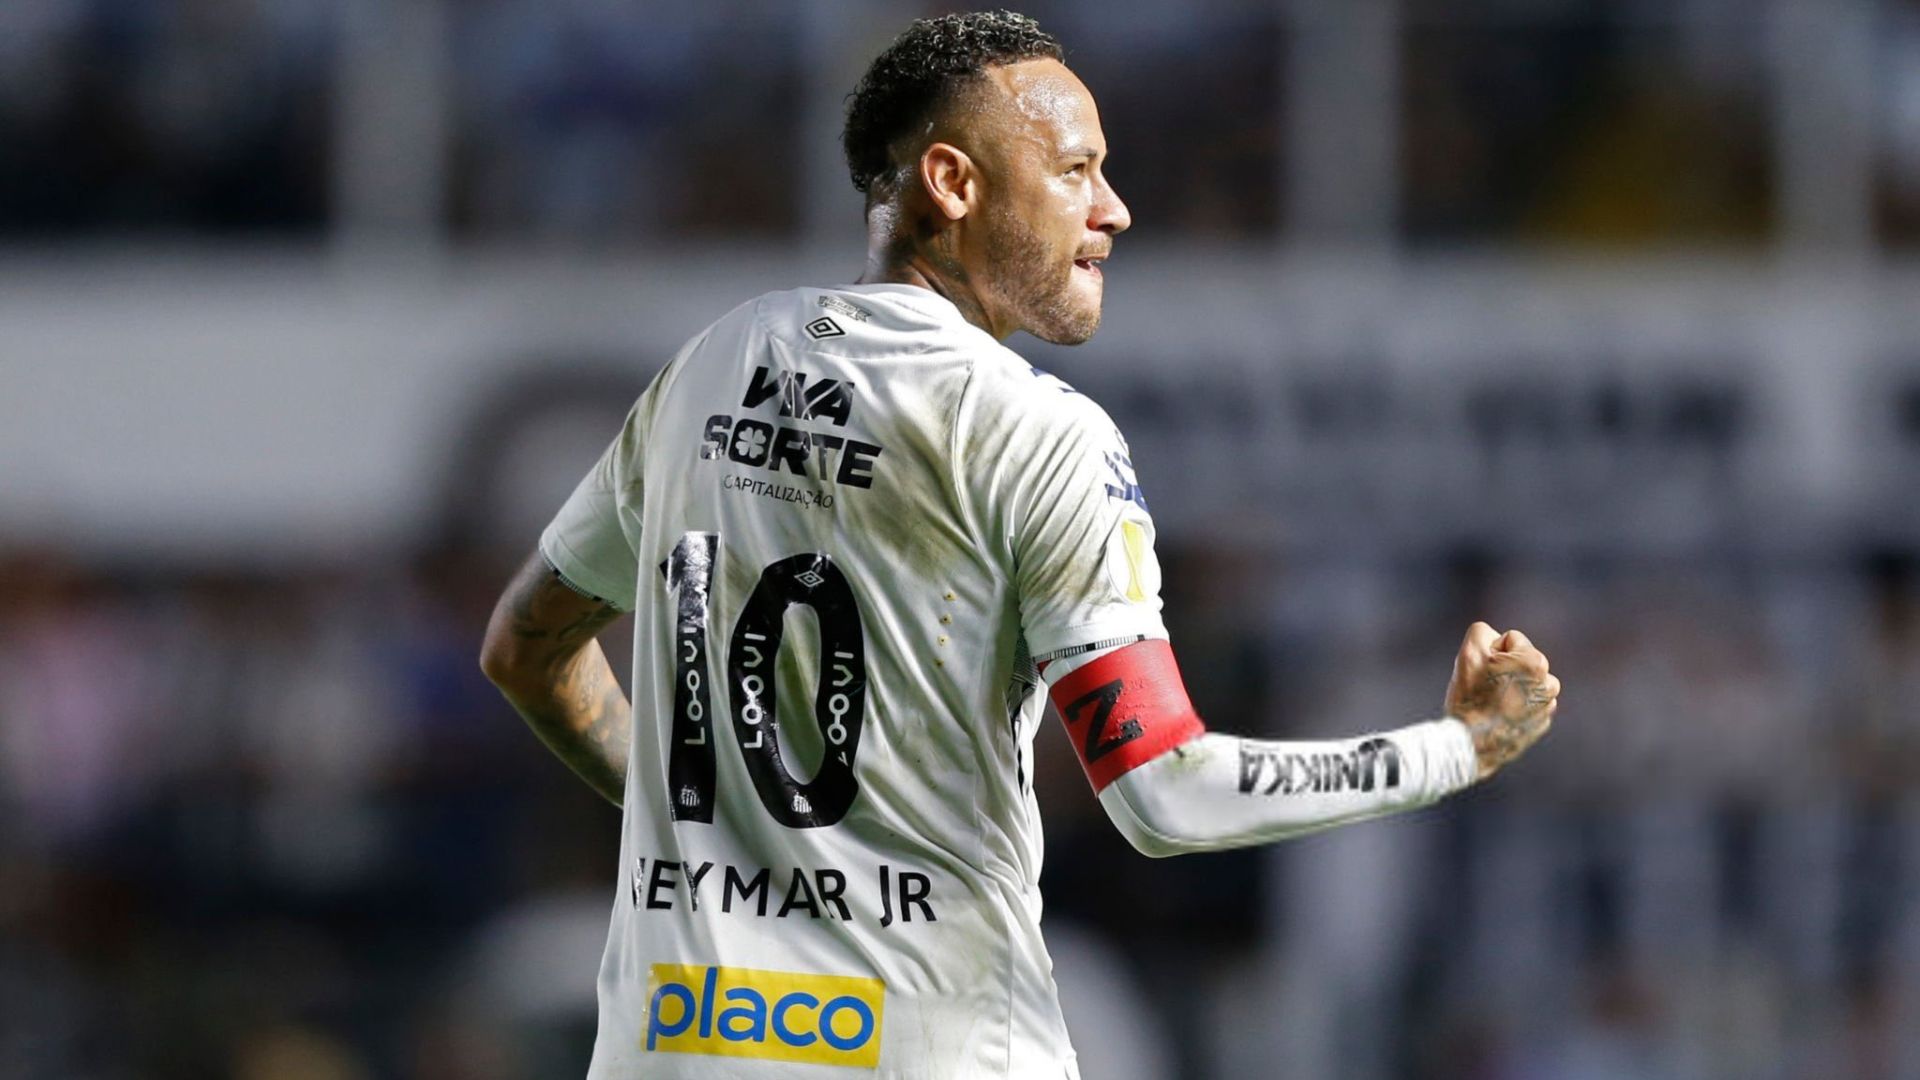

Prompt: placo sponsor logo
[644,963,884,1068]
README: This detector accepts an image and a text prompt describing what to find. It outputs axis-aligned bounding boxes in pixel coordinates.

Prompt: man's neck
[857,213,1004,339]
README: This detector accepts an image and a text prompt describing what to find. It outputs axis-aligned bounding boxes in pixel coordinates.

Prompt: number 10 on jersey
[661,532,870,829]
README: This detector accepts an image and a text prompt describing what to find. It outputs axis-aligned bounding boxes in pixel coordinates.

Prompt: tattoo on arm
[504,568,615,647]
[485,554,633,806]
[545,645,632,804]
[1458,671,1551,771]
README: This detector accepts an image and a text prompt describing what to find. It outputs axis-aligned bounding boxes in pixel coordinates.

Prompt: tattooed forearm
[518,646,632,806]
[482,553,633,807]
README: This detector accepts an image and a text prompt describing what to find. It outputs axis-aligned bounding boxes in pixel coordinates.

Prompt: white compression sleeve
[1097,722,1479,858]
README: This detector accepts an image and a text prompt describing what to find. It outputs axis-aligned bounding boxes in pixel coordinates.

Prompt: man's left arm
[1047,624,1555,857]
[480,552,632,807]
[979,385,1554,856]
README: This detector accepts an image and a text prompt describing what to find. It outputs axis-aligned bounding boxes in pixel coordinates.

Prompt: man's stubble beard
[983,204,1101,345]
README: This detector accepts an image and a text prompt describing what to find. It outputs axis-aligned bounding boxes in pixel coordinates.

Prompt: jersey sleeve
[959,363,1169,664]
[537,386,658,612]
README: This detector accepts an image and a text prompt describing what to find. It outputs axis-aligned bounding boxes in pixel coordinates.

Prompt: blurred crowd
[14,0,1920,246]
[0,542,616,1078]
[6,537,1920,1079]
[1036,543,1920,1080]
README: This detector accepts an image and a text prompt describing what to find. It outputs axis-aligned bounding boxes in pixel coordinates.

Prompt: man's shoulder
[688,284,1121,446]
[960,349,1120,444]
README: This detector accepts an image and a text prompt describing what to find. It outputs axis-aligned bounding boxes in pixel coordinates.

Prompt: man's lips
[1073,253,1107,278]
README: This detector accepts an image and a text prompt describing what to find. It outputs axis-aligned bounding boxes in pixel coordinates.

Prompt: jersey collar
[834,282,969,327]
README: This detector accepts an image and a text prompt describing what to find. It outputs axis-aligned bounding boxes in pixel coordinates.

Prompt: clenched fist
[1445,622,1558,781]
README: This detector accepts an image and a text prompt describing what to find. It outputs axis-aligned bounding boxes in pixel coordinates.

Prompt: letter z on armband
[1047,640,1206,792]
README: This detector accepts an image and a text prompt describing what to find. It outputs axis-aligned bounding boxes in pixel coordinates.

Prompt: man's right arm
[479,552,632,807]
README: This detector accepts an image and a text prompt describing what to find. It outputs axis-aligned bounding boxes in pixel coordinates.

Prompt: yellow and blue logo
[1104,514,1161,604]
[644,964,885,1068]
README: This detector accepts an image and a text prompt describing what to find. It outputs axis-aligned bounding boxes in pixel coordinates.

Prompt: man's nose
[1092,175,1131,236]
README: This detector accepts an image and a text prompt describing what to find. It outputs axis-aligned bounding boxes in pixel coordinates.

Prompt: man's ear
[918,142,975,222]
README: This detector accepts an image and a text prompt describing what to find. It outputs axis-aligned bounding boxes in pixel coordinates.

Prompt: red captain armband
[1047,639,1207,793]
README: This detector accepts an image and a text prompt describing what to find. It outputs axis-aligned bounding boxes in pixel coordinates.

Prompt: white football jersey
[539,282,1167,1079]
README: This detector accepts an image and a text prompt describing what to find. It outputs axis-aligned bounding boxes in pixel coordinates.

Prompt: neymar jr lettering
[632,855,938,929]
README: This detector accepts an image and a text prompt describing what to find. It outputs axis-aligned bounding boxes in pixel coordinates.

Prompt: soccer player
[479,11,1557,1079]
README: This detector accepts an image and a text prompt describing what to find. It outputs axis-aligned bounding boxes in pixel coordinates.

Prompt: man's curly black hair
[842,11,1064,202]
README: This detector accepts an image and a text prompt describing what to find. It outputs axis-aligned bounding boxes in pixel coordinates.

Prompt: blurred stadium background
[6,0,1920,1077]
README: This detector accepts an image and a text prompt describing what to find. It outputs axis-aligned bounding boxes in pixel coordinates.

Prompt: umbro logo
[804,316,845,340]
